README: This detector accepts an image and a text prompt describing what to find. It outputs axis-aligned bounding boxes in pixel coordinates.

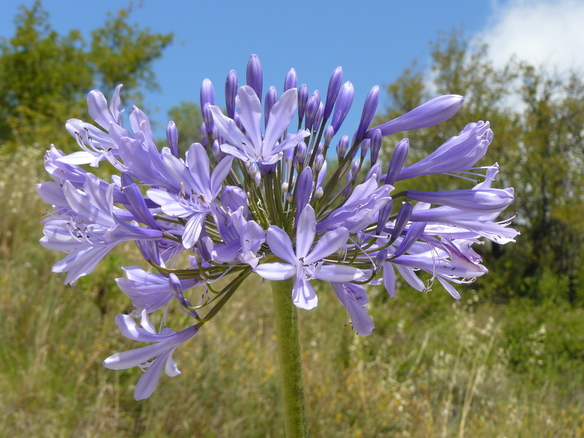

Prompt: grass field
[2,147,584,437]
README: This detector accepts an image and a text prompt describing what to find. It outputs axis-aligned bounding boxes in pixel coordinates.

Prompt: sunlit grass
[2,148,584,437]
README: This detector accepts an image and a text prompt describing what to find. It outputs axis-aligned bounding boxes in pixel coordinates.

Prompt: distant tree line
[375,29,584,303]
[0,1,173,151]
[3,5,583,303]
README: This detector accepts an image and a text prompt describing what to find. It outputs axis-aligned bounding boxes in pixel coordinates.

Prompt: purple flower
[368,94,464,137]
[210,86,309,167]
[103,310,197,400]
[255,205,363,310]
[332,282,375,335]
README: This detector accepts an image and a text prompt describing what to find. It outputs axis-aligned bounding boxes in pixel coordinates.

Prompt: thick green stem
[271,279,309,438]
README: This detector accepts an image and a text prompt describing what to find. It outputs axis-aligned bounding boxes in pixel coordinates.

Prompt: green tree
[0,1,173,151]
[375,29,584,302]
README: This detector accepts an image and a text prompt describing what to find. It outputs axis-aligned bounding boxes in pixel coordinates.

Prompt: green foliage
[376,29,584,302]
[0,1,173,152]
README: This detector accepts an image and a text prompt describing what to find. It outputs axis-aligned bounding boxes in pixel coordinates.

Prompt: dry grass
[1,148,584,437]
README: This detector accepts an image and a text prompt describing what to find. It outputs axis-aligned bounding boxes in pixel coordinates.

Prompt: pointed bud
[225,69,238,118]
[360,138,370,160]
[199,122,208,147]
[391,202,413,242]
[295,166,313,222]
[385,138,409,185]
[313,102,324,132]
[264,86,278,129]
[369,95,464,137]
[375,248,388,269]
[324,66,343,120]
[331,81,354,133]
[304,95,319,130]
[324,125,335,147]
[298,84,309,120]
[316,142,324,155]
[166,121,178,157]
[284,68,298,91]
[212,139,221,161]
[369,129,382,165]
[356,85,379,140]
[375,198,393,236]
[393,222,426,257]
[200,79,215,110]
[314,154,325,172]
[336,135,349,160]
[296,142,307,161]
[246,54,263,103]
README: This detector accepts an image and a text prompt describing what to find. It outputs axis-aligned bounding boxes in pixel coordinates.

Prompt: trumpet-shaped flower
[103,310,197,400]
[255,205,363,310]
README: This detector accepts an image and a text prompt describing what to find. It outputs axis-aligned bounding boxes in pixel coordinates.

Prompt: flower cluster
[38,54,516,399]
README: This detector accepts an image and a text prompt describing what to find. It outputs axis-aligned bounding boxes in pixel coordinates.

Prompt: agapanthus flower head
[39,53,516,399]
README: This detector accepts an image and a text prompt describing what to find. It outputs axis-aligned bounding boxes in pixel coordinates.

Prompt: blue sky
[1,0,582,138]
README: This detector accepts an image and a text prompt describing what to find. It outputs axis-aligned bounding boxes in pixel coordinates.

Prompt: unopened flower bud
[296,142,307,161]
[281,182,289,192]
[210,124,218,142]
[212,140,221,161]
[324,125,335,147]
[264,86,278,128]
[391,202,413,242]
[336,135,349,160]
[369,94,464,137]
[284,68,297,91]
[331,81,354,133]
[324,66,343,120]
[298,84,309,120]
[254,172,262,187]
[314,154,325,172]
[369,129,382,165]
[355,231,365,246]
[313,102,324,132]
[316,142,324,155]
[200,79,215,109]
[360,138,371,160]
[304,95,319,130]
[315,186,324,199]
[293,155,302,170]
[385,138,409,185]
[375,249,388,268]
[375,199,393,236]
[246,54,263,102]
[166,121,178,157]
[355,85,379,140]
[199,122,208,147]
[225,69,238,118]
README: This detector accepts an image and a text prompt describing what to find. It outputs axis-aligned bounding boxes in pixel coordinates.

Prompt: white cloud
[480,0,584,72]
